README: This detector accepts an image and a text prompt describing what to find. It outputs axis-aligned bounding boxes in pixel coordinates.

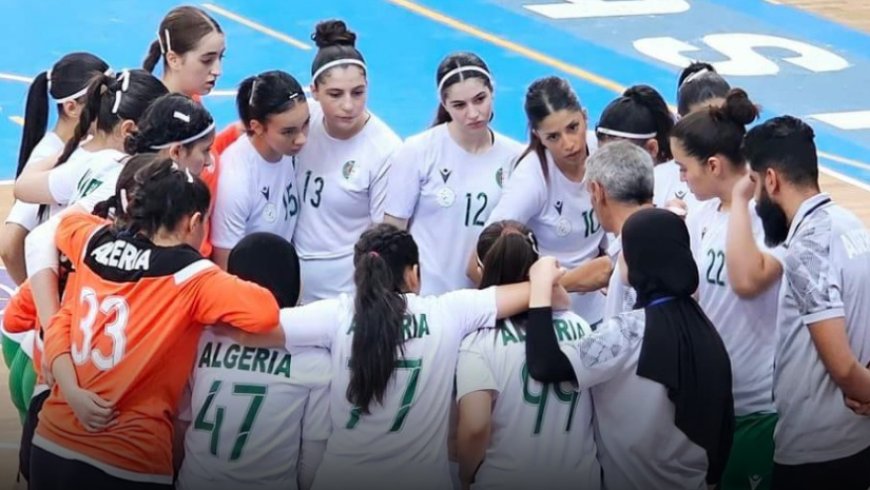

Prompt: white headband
[157,29,172,54]
[437,66,492,96]
[51,68,114,104]
[596,127,657,140]
[680,68,711,88]
[311,59,366,83]
[111,70,131,114]
[150,121,216,150]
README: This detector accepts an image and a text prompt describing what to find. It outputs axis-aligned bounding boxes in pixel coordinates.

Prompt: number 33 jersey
[35,213,279,484]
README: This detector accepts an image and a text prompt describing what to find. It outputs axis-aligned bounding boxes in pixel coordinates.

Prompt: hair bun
[722,88,759,126]
[312,20,356,49]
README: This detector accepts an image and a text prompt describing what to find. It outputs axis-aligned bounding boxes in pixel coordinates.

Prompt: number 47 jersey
[177,330,331,490]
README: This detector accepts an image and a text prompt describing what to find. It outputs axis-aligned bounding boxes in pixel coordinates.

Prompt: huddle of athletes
[0,4,869,490]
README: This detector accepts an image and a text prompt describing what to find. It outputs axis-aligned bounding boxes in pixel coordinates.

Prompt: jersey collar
[785,192,833,247]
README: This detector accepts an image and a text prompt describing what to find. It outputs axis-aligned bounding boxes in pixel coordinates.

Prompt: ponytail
[477,221,538,332]
[347,224,419,414]
[56,74,112,167]
[143,40,163,73]
[597,85,674,164]
[17,71,50,177]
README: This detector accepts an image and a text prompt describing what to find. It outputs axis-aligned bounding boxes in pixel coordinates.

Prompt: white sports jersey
[211,136,299,250]
[456,312,600,490]
[278,288,498,490]
[487,145,607,325]
[5,132,64,230]
[773,193,870,464]
[177,330,331,490]
[653,161,700,213]
[687,199,779,416]
[293,102,401,302]
[560,309,708,490]
[47,147,125,209]
[384,124,523,295]
[602,236,636,321]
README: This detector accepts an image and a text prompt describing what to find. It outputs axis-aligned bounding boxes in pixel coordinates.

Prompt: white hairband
[596,127,657,140]
[150,121,216,150]
[157,29,172,54]
[311,59,366,84]
[680,68,711,88]
[51,68,114,104]
[111,70,131,114]
[437,66,492,96]
[173,111,191,123]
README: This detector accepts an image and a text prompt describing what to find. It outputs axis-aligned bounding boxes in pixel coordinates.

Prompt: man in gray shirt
[743,116,870,490]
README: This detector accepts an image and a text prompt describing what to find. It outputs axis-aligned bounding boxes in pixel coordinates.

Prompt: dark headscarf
[228,232,301,308]
[622,208,734,485]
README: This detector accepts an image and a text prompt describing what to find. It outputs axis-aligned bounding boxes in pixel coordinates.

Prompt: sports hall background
[1,0,870,486]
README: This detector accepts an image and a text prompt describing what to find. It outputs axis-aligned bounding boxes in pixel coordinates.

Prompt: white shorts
[299,254,355,304]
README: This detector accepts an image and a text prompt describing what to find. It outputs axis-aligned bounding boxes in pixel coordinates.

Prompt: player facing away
[384,52,524,295]
[231,223,565,490]
[526,208,734,490]
[177,232,330,490]
[739,116,870,490]
[29,159,280,489]
[293,20,401,303]
[456,220,601,490]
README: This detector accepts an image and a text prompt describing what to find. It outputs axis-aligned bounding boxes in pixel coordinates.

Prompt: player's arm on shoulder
[190,267,280,334]
[808,317,870,403]
[560,256,612,293]
[485,156,545,226]
[13,152,61,203]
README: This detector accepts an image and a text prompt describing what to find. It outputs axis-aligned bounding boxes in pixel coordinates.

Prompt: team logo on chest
[436,167,455,207]
[554,200,572,236]
[342,160,358,180]
[261,186,277,223]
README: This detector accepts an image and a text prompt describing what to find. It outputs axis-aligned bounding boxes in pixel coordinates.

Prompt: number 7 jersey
[34,213,279,484]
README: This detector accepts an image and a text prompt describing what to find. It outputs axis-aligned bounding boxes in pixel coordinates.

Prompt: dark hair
[237,70,306,135]
[144,6,223,73]
[597,85,674,163]
[57,70,168,167]
[347,223,419,414]
[17,52,109,177]
[126,93,214,153]
[521,76,584,180]
[124,157,211,237]
[743,116,819,188]
[477,221,538,332]
[677,62,731,117]
[228,233,301,308]
[433,52,493,126]
[310,20,366,86]
[671,88,759,169]
[93,153,160,222]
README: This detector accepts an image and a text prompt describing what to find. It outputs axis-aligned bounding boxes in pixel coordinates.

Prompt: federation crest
[342,160,357,180]
[263,203,278,223]
[495,168,504,188]
[556,217,572,237]
[436,187,456,208]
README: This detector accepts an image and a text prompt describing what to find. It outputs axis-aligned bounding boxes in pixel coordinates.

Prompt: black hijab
[228,232,301,308]
[622,208,734,485]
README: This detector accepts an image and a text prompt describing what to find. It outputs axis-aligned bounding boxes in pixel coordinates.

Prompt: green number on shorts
[193,381,268,461]
[521,363,579,435]
[346,358,423,432]
[464,192,489,227]
[302,170,325,208]
[582,210,601,238]
[705,249,726,286]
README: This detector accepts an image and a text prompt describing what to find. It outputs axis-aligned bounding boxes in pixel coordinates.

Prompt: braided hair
[347,223,420,414]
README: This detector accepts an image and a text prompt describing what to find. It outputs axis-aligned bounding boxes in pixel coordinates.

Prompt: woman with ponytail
[236,223,563,490]
[595,84,698,214]
[672,88,781,490]
[293,19,401,302]
[384,51,523,295]
[456,220,600,490]
[486,76,609,327]
[0,52,109,285]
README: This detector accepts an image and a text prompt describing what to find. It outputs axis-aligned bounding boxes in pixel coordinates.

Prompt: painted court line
[201,3,312,51]
[0,73,32,84]
[389,0,870,193]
